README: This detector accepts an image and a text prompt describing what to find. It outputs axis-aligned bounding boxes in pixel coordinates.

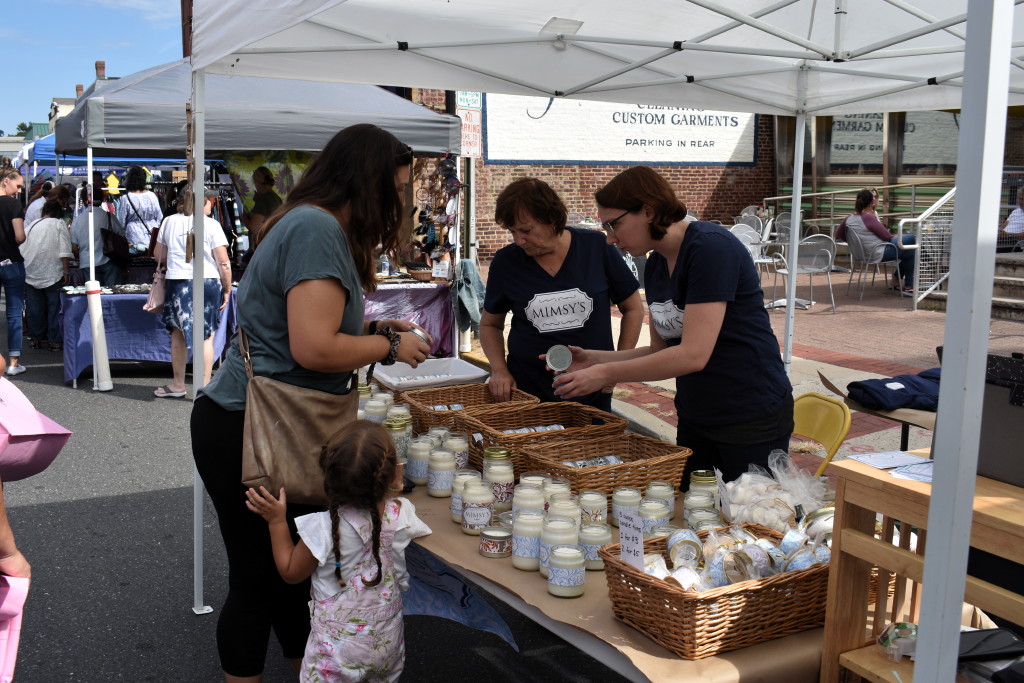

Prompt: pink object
[0,377,71,481]
[0,576,29,683]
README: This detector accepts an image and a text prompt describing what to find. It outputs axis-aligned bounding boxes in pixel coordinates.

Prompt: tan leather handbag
[238,328,358,506]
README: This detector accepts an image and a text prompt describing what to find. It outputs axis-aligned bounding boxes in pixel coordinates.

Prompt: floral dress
[295,498,430,683]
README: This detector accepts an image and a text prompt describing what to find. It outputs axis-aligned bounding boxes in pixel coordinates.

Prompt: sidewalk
[463,270,1024,471]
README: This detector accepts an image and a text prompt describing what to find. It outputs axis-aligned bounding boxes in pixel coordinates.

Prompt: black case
[958,629,1024,662]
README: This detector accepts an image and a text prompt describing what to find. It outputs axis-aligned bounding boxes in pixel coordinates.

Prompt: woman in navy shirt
[553,166,792,484]
[481,178,643,411]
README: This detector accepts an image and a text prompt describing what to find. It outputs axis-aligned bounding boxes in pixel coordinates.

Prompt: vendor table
[818,371,935,450]
[409,488,823,683]
[60,293,234,384]
[819,457,1024,682]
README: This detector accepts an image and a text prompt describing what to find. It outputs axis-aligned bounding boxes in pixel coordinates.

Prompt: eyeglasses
[602,210,631,234]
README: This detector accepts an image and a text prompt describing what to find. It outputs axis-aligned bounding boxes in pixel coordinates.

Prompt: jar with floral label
[427,450,456,497]
[578,522,612,570]
[638,498,672,538]
[482,446,511,476]
[405,437,433,485]
[450,470,482,523]
[547,545,586,598]
[383,418,409,463]
[579,489,608,522]
[511,510,545,571]
[485,463,515,513]
[363,399,388,424]
[442,430,470,469]
[539,516,578,578]
[460,481,494,535]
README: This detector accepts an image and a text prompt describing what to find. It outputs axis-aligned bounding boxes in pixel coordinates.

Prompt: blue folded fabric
[404,544,519,651]
[846,367,941,411]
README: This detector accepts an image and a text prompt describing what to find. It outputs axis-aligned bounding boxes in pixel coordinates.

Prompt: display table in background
[365,282,454,357]
[60,293,234,384]
[410,489,823,683]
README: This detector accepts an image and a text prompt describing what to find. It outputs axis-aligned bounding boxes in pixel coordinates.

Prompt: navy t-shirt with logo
[643,251,684,348]
[484,226,638,406]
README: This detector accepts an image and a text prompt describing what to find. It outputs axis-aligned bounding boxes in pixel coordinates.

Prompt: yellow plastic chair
[792,392,852,477]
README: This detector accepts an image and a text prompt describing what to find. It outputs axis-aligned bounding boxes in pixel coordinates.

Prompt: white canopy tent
[189,2,1024,678]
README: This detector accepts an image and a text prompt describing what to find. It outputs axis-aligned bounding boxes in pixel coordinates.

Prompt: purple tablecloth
[60,293,234,383]
[61,282,454,382]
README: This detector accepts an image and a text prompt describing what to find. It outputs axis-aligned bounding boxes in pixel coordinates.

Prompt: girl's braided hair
[320,420,398,588]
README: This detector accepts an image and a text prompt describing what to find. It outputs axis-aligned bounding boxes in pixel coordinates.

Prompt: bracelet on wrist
[375,326,401,365]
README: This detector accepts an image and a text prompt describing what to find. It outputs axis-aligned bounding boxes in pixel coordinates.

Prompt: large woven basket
[599,523,829,660]
[455,402,628,475]
[402,383,539,433]
[520,433,691,496]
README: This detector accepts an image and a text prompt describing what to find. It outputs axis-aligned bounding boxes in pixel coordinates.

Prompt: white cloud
[78,0,181,24]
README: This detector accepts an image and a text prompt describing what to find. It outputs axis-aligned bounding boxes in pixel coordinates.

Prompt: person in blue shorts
[552,166,793,485]
[481,178,644,411]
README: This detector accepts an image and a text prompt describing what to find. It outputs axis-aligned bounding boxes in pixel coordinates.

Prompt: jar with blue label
[667,528,703,568]
[539,516,578,578]
[610,486,642,528]
[450,469,482,523]
[547,545,586,598]
[427,450,456,497]
[639,498,672,538]
[511,510,545,571]
[578,522,612,570]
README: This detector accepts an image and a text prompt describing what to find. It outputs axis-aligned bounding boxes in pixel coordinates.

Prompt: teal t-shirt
[201,205,365,411]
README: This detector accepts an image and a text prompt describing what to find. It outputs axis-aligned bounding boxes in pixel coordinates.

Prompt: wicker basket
[599,523,829,660]
[402,383,540,433]
[520,433,691,496]
[406,269,433,282]
[455,402,628,474]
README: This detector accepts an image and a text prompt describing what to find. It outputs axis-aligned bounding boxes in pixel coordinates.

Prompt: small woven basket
[407,269,433,282]
[520,433,690,496]
[402,383,539,433]
[455,402,628,474]
[599,523,829,660]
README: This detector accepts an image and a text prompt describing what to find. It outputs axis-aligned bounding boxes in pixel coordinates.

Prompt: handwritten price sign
[617,510,644,570]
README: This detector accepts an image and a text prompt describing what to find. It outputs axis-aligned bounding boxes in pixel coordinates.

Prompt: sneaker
[5,365,26,376]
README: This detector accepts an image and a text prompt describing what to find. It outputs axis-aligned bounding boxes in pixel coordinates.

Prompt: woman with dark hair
[0,169,27,375]
[836,188,916,294]
[115,165,163,253]
[553,166,792,485]
[480,177,643,410]
[241,166,283,234]
[191,123,430,682]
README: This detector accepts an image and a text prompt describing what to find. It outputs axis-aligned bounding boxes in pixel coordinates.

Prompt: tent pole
[915,1,1010,679]
[190,66,213,617]
[85,147,113,392]
[781,68,808,375]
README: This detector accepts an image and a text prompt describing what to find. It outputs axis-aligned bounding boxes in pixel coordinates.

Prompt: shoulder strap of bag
[236,326,358,392]
[126,194,152,231]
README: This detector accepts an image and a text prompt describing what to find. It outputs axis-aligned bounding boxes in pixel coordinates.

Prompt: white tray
[371,357,488,391]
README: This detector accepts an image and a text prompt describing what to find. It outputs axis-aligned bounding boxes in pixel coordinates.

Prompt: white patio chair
[844,226,902,300]
[730,224,773,277]
[771,233,837,313]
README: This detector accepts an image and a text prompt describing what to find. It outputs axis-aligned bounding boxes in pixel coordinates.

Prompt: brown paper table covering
[408,487,822,683]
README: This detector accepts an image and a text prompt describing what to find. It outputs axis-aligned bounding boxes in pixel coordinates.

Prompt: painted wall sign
[830,111,960,167]
[483,93,757,166]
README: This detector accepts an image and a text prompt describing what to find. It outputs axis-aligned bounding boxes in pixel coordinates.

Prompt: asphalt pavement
[2,344,629,682]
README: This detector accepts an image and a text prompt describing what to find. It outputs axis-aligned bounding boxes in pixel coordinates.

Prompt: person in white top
[21,200,72,350]
[999,188,1024,250]
[152,189,233,398]
[245,420,431,683]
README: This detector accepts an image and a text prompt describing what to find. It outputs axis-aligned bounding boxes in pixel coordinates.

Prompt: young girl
[245,420,431,682]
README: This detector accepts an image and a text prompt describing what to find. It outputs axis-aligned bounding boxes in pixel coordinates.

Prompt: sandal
[48,342,62,352]
[154,385,187,398]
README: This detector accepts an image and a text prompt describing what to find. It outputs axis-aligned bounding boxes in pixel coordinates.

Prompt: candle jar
[371,390,394,412]
[650,524,682,539]
[427,426,451,444]
[405,437,433,485]
[519,470,549,488]
[387,403,411,420]
[363,399,388,424]
[511,483,545,516]
[442,430,470,469]
[482,446,511,476]
[427,450,456,497]
[461,481,494,535]
[479,526,513,558]
[511,510,545,571]
[689,469,719,504]
[542,478,571,510]
[667,528,703,568]
[539,516,578,578]
[547,493,581,527]
[485,463,515,513]
[547,545,586,598]
[383,418,410,463]
[610,486,642,528]
[639,498,672,538]
[450,469,482,523]
[689,507,723,532]
[683,490,716,530]
[645,481,677,517]
[579,489,608,522]
[357,383,372,410]
[578,522,612,571]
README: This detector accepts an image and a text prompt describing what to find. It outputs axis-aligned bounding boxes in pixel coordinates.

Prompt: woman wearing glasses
[480,177,644,410]
[553,166,792,485]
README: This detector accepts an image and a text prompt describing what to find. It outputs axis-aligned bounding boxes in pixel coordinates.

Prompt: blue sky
[2,0,182,135]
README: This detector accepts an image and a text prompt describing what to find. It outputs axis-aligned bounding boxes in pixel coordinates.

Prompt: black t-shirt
[0,197,25,263]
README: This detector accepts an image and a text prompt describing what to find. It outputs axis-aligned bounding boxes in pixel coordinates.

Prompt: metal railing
[897,188,956,311]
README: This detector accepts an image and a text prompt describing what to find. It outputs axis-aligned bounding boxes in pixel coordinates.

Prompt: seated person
[836,188,916,294]
[998,188,1024,251]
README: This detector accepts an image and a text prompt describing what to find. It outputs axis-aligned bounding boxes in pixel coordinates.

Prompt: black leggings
[191,395,321,677]
[676,423,792,488]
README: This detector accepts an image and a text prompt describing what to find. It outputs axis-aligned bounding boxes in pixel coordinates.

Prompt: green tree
[14,122,29,137]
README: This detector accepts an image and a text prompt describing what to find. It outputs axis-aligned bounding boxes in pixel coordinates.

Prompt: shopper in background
[552,165,793,486]
[481,177,643,411]
[241,166,283,234]
[21,199,72,351]
[0,170,27,376]
[116,166,163,254]
[152,189,233,398]
[69,182,125,287]
[191,124,429,681]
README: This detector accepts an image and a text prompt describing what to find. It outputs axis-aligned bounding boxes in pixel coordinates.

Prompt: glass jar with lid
[485,463,515,513]
[442,430,470,469]
[482,446,511,476]
[689,469,719,505]
[450,469,482,523]
[383,418,410,463]
[461,481,494,535]
[539,516,578,578]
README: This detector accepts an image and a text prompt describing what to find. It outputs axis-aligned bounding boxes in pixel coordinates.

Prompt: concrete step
[995,254,1024,278]
[923,291,1024,321]
[994,276,1024,299]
